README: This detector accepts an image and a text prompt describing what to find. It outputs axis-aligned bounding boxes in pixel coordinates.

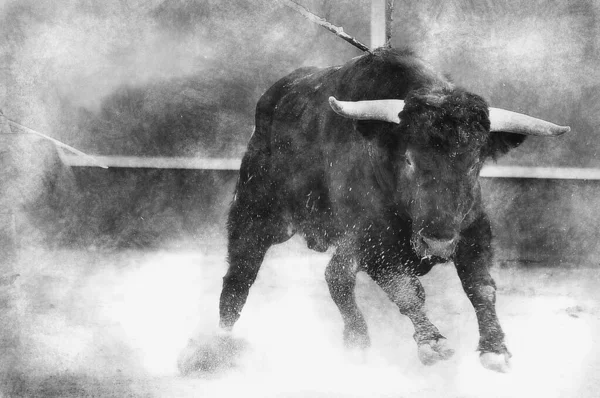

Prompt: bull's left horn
[328,96,405,124]
[489,108,571,136]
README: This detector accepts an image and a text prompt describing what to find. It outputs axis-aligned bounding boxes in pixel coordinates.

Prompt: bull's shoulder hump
[335,48,452,99]
[260,66,341,121]
[279,65,341,95]
[257,65,338,111]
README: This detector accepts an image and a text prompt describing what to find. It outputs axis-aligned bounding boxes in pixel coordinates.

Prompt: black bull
[218,48,570,372]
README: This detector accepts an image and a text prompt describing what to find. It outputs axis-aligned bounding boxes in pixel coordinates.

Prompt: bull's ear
[485,132,527,158]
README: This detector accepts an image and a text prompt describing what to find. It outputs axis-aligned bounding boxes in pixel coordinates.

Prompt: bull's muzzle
[412,234,458,259]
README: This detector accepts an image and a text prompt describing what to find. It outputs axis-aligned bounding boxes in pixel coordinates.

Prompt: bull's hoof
[480,352,511,373]
[417,338,454,366]
[177,332,248,376]
[306,235,329,252]
[343,327,371,349]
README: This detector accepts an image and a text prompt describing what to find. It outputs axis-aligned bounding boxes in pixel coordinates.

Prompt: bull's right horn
[328,96,405,124]
[489,108,571,136]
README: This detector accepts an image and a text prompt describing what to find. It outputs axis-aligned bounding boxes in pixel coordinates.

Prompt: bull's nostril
[421,230,457,242]
[413,232,458,259]
[421,236,457,252]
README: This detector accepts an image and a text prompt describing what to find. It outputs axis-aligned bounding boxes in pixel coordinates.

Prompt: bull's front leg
[325,247,371,349]
[454,214,511,373]
[366,264,454,366]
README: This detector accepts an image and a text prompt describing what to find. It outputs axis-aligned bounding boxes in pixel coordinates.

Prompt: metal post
[371,0,394,49]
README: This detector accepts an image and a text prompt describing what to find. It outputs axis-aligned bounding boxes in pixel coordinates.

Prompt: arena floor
[2,238,599,398]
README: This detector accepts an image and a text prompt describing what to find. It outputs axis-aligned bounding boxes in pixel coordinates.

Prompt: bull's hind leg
[220,234,271,331]
[179,184,288,375]
[219,196,288,330]
[179,193,275,375]
[325,247,370,348]
[366,265,454,365]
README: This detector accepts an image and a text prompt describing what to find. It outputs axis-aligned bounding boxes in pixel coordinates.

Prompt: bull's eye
[468,164,479,176]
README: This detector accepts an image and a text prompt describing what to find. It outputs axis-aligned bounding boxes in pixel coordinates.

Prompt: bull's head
[329,89,570,259]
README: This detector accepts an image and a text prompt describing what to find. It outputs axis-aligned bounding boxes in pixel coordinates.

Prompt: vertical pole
[0,110,17,260]
[370,0,394,49]
[0,109,21,375]
[385,0,394,46]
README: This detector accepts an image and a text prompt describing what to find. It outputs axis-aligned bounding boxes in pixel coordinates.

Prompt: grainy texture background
[0,0,593,163]
[1,0,599,397]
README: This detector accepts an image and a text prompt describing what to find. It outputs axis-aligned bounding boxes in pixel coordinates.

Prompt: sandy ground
[1,237,599,398]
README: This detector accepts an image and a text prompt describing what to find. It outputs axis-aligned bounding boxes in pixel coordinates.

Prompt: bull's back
[246,65,340,189]
[255,66,339,152]
[233,65,336,203]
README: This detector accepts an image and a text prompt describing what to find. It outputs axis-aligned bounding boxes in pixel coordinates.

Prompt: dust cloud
[1,240,599,397]
[0,0,363,158]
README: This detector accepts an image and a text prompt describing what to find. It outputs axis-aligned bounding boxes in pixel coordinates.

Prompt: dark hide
[218,48,523,369]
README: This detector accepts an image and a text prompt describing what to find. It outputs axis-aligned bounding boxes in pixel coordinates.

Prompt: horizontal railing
[479,165,600,180]
[60,154,600,180]
[61,154,242,170]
